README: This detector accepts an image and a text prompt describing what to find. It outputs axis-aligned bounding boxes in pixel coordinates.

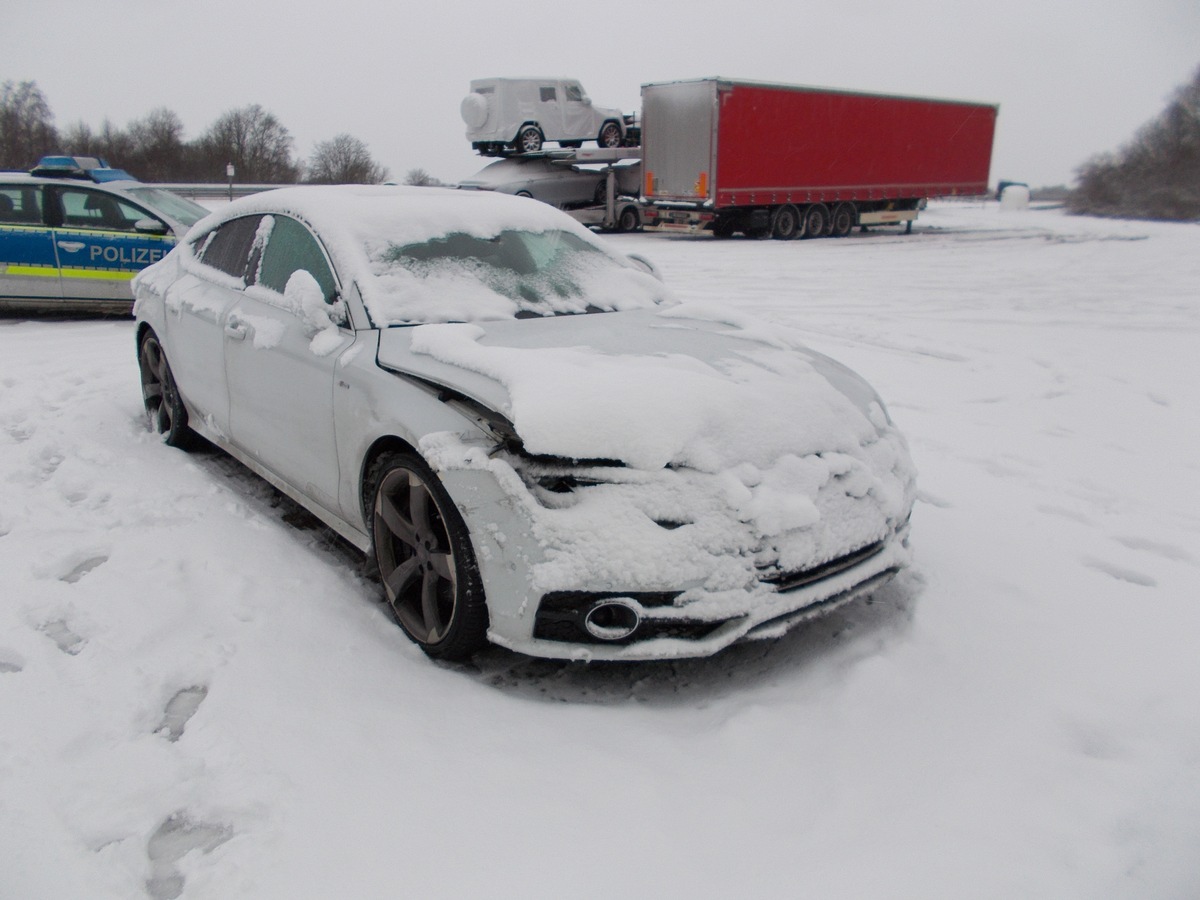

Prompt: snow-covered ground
[2,202,1198,899]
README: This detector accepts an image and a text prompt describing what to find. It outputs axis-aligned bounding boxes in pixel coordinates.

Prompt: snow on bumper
[425,420,916,661]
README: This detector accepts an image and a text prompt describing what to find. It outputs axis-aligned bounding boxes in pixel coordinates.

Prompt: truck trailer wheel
[770,205,801,240]
[831,203,855,237]
[711,218,736,238]
[803,204,829,239]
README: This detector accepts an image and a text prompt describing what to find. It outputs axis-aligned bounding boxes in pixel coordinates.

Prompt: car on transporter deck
[132,185,915,662]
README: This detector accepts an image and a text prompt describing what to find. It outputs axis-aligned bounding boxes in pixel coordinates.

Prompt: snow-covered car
[462,78,628,156]
[459,156,608,209]
[458,156,644,230]
[1,158,209,312]
[132,186,915,662]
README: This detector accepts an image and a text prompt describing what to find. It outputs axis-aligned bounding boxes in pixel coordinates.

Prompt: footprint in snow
[1036,504,1091,525]
[1083,557,1157,588]
[40,619,86,655]
[1113,535,1194,564]
[59,554,109,584]
[145,812,233,900]
[156,686,209,742]
[35,446,65,480]
[3,421,33,443]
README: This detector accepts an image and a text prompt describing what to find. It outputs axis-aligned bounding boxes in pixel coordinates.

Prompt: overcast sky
[4,0,1197,188]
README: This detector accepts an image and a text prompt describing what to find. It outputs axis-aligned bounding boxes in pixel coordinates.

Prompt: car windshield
[364,228,668,325]
[124,186,209,228]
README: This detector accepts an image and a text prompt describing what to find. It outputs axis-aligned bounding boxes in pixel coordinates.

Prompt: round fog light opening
[583,600,640,641]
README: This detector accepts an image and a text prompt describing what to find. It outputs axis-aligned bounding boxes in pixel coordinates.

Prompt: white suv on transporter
[461,77,631,156]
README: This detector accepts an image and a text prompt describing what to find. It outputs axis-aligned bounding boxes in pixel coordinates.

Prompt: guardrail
[156,183,283,201]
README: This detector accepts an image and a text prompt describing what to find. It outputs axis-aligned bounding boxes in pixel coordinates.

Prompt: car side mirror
[626,253,663,281]
[328,295,348,327]
[134,217,169,235]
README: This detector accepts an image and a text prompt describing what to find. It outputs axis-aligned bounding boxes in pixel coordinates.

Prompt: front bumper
[499,522,911,661]
[429,432,915,662]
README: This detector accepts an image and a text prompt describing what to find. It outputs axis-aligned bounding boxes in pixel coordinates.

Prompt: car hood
[375,304,892,472]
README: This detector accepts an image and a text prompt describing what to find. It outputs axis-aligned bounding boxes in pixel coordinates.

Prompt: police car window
[256,215,337,303]
[57,187,158,233]
[565,84,584,102]
[196,215,265,281]
[0,185,43,224]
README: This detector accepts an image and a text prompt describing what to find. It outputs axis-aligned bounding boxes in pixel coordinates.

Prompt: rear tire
[138,332,194,449]
[616,205,641,233]
[831,203,855,237]
[366,452,488,661]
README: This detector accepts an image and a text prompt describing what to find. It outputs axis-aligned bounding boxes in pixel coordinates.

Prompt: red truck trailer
[640,78,998,238]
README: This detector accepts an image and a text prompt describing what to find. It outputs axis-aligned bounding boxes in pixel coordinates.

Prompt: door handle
[56,241,86,253]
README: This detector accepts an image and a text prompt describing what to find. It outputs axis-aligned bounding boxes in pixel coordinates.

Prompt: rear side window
[0,185,43,224]
[55,187,158,233]
[539,86,557,103]
[196,215,264,281]
[255,215,338,303]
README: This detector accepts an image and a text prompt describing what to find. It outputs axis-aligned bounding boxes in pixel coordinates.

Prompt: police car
[0,156,209,312]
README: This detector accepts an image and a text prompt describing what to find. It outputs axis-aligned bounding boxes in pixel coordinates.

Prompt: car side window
[0,185,43,224]
[55,186,160,233]
[255,215,338,303]
[539,86,557,103]
[196,215,265,281]
[565,83,584,102]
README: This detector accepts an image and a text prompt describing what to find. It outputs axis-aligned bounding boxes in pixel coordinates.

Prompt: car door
[537,83,564,141]
[46,184,174,302]
[224,214,352,518]
[0,183,62,303]
[560,81,597,141]
[163,214,265,438]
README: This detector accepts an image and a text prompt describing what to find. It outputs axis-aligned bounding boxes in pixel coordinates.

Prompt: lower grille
[758,540,886,593]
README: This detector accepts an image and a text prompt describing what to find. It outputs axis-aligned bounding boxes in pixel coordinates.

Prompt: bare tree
[1069,66,1200,221]
[306,133,389,184]
[196,104,299,183]
[126,107,188,181]
[0,80,59,169]
[59,120,97,157]
[404,167,443,187]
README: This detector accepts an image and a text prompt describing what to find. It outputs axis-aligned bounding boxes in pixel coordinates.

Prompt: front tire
[367,452,488,660]
[598,121,623,148]
[138,332,194,449]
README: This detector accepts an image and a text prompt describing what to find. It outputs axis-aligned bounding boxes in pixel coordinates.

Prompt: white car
[458,156,645,231]
[461,77,628,156]
[133,186,915,662]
